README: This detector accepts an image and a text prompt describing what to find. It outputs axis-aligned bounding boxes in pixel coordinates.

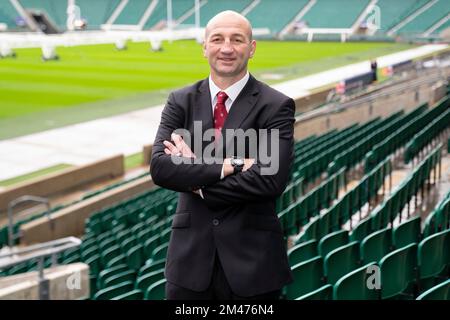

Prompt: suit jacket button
[212,219,219,226]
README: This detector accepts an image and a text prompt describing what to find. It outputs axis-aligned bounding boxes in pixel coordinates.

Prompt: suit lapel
[221,75,260,153]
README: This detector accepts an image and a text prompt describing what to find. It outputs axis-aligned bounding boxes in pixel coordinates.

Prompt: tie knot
[217,91,228,104]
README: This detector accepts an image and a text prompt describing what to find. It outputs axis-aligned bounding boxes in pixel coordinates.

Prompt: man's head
[203,10,256,82]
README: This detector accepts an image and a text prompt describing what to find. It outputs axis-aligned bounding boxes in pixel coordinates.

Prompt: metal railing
[0,236,82,299]
[7,195,54,248]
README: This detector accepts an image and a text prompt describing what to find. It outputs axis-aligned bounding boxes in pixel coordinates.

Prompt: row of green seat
[424,190,450,237]
[278,168,346,237]
[365,95,449,172]
[286,226,449,300]
[404,107,450,163]
[295,107,419,184]
[295,156,392,243]
[370,143,442,229]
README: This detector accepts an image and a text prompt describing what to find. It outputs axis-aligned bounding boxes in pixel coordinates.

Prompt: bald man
[150,10,295,300]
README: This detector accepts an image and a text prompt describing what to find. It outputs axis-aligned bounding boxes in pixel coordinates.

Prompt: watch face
[233,158,244,166]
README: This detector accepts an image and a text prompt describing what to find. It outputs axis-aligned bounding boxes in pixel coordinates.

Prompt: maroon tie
[214,91,228,142]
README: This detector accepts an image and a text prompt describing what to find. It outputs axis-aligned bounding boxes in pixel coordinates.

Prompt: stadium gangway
[0,236,82,299]
[7,195,53,248]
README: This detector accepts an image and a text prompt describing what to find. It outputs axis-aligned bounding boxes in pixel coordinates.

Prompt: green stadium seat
[151,242,169,261]
[393,216,421,248]
[93,281,134,300]
[139,259,166,277]
[418,229,450,281]
[103,269,136,288]
[145,278,166,300]
[127,243,145,270]
[85,254,102,276]
[416,279,450,300]
[285,256,324,300]
[380,243,417,299]
[101,244,122,267]
[135,269,165,292]
[111,289,144,300]
[318,230,349,258]
[287,240,318,266]
[296,284,333,300]
[324,242,361,285]
[333,263,380,300]
[106,254,127,269]
[350,217,372,242]
[360,228,393,264]
[97,264,129,290]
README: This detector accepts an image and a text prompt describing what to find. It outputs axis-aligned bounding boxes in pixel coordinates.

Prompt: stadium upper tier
[114,0,153,25]
[300,0,370,29]
[0,0,448,38]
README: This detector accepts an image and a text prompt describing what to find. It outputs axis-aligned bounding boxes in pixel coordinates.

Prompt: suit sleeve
[150,92,222,192]
[200,98,295,209]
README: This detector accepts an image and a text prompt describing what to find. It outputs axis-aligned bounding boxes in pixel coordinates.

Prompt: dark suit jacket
[150,74,294,297]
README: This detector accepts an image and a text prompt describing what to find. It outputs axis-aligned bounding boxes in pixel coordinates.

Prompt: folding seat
[287,240,318,266]
[106,254,127,269]
[159,227,172,245]
[111,289,143,300]
[350,217,372,242]
[139,258,166,277]
[319,230,348,259]
[360,228,393,264]
[135,269,165,292]
[143,234,161,258]
[296,198,308,227]
[296,216,320,243]
[103,269,136,288]
[94,281,134,300]
[393,216,421,248]
[127,243,145,271]
[145,279,167,300]
[327,203,341,232]
[318,210,331,239]
[151,242,169,261]
[333,262,380,300]
[85,254,102,276]
[285,256,324,299]
[81,246,99,263]
[418,229,450,282]
[97,264,129,290]
[296,284,332,300]
[435,197,450,231]
[324,242,360,285]
[99,236,117,253]
[101,244,122,267]
[379,243,417,299]
[416,279,450,300]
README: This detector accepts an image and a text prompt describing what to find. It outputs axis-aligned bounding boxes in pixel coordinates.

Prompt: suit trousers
[165,251,281,300]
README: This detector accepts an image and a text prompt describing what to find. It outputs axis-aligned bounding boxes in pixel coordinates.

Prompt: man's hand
[164,133,196,158]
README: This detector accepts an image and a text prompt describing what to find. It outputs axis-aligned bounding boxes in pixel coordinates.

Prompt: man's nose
[220,40,233,53]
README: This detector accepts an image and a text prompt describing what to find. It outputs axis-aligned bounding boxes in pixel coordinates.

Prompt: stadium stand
[300,0,370,29]
[114,0,153,25]
[245,0,309,35]
[76,0,121,30]
[396,0,450,35]
[19,0,67,30]
[181,0,253,27]
[0,0,20,29]
[375,0,430,34]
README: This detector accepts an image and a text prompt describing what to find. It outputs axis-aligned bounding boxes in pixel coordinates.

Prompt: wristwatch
[230,157,244,174]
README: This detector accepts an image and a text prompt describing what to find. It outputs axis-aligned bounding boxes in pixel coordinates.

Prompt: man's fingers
[164,140,178,153]
[171,133,186,151]
[164,148,171,155]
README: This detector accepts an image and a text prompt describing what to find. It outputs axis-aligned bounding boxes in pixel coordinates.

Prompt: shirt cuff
[220,164,225,179]
[198,189,204,199]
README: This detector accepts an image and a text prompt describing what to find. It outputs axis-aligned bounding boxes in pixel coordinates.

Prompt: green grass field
[0,40,414,139]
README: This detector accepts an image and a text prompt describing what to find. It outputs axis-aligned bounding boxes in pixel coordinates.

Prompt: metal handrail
[0,236,82,299]
[0,236,81,270]
[7,195,54,247]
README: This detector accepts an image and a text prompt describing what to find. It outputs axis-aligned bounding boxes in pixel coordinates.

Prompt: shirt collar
[209,72,250,103]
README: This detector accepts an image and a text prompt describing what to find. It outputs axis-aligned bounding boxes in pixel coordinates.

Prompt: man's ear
[249,40,256,58]
[203,42,207,58]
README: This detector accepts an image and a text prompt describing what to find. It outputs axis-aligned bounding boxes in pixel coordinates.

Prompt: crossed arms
[150,92,295,209]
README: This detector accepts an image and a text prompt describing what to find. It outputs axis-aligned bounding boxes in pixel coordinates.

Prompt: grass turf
[0,40,414,139]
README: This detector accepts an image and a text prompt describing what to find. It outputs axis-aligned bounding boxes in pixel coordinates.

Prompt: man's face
[203,17,256,79]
